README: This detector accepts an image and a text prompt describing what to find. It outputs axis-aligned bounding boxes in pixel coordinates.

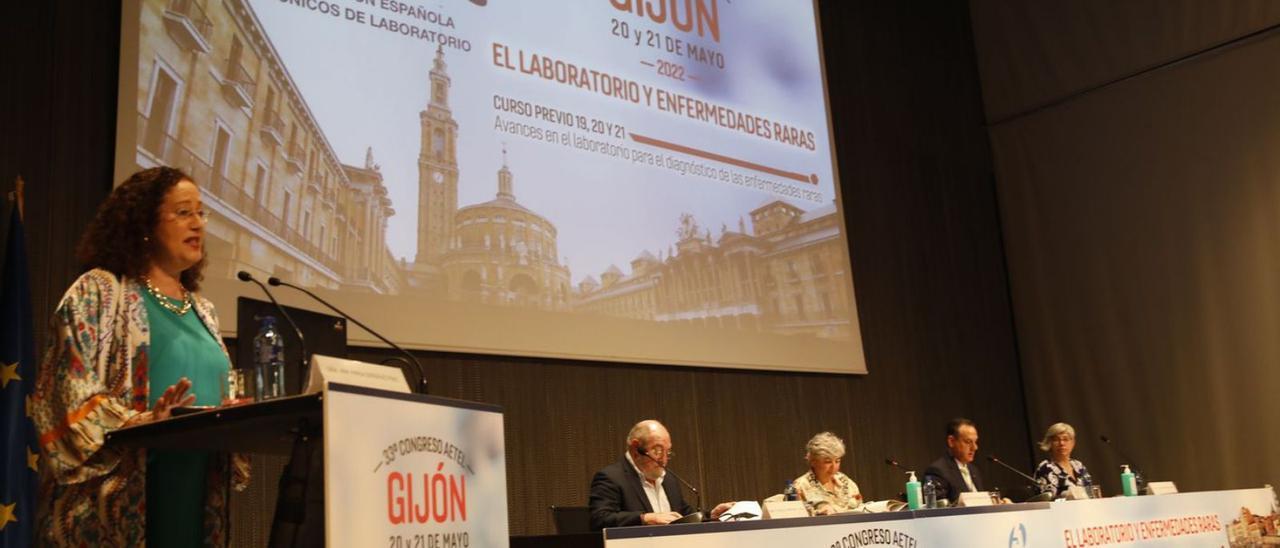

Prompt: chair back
[549,505,592,534]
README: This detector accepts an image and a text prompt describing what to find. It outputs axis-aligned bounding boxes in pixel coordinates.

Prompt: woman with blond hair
[1033,422,1094,498]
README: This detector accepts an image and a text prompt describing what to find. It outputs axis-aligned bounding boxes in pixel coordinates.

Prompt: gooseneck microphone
[986,455,1039,486]
[636,446,704,523]
[267,276,428,395]
[884,457,928,500]
[988,455,1054,503]
[1099,435,1148,488]
[884,457,911,472]
[237,271,309,391]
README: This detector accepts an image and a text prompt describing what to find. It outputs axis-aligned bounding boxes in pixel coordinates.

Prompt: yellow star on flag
[0,362,20,389]
[0,502,16,531]
[27,446,39,472]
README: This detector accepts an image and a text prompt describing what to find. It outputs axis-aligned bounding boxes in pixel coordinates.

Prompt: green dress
[142,289,230,546]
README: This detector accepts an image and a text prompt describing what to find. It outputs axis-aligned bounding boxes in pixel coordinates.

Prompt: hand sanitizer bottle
[906,471,922,509]
[1121,465,1137,497]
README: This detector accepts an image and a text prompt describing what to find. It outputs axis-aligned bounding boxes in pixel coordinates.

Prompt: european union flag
[1,197,37,546]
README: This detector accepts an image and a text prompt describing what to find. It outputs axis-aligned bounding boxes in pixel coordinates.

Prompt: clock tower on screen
[416,45,459,265]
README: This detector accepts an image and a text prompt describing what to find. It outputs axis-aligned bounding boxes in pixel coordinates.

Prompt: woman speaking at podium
[30,167,246,546]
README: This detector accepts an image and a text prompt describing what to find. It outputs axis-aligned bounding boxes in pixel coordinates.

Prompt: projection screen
[115,0,865,374]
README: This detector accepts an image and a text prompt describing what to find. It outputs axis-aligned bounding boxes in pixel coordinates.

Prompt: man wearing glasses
[589,420,729,530]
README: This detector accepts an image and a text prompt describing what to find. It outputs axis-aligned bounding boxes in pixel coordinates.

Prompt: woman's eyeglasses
[164,207,210,223]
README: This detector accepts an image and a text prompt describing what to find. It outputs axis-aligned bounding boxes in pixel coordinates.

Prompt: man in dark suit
[588,420,730,531]
[924,417,986,504]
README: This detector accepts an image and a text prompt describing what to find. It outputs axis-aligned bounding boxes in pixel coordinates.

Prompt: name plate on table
[1065,485,1089,500]
[957,491,993,507]
[304,354,411,394]
[762,500,808,519]
[1145,481,1178,495]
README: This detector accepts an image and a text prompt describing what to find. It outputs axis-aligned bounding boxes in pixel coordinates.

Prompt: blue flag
[1,202,37,546]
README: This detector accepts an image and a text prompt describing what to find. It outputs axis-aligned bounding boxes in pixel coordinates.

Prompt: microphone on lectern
[237,271,309,392]
[267,275,428,394]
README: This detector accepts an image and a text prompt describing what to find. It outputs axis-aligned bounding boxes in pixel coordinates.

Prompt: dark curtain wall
[3,0,1026,536]
[971,0,1280,123]
[0,1,120,347]
[973,1,1280,495]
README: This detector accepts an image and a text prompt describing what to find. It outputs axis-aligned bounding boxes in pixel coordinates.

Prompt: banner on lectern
[325,385,508,548]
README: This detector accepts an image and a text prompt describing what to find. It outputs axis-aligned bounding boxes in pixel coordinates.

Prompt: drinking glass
[222,368,250,405]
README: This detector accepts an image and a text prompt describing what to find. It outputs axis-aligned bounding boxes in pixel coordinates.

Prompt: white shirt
[956,459,977,492]
[625,451,671,513]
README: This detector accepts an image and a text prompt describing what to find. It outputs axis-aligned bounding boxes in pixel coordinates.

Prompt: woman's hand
[152,377,196,420]
[231,452,252,492]
[123,377,196,426]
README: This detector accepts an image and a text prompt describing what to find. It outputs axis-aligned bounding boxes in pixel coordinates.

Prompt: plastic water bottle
[906,471,922,510]
[923,478,937,509]
[783,481,798,501]
[1120,465,1137,497]
[253,316,285,400]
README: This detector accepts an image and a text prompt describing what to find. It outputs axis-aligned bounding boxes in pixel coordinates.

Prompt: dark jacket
[924,455,985,504]
[588,456,695,531]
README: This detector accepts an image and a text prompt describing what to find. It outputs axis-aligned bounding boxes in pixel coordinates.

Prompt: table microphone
[237,271,309,391]
[987,455,1053,502]
[986,455,1038,485]
[267,276,428,395]
[1099,435,1148,487]
[636,446,704,523]
[884,457,924,500]
[884,457,910,472]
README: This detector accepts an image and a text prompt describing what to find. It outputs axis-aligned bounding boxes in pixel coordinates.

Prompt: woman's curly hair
[75,166,207,291]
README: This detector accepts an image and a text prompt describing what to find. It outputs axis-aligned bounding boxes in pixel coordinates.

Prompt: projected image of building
[134,0,402,293]
[437,154,572,310]
[573,201,855,340]
[136,0,570,309]
[405,48,572,310]
[133,0,848,335]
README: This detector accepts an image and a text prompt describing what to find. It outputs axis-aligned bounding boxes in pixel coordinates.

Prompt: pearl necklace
[142,276,192,315]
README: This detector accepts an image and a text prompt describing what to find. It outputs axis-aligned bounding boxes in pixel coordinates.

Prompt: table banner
[605,487,1278,547]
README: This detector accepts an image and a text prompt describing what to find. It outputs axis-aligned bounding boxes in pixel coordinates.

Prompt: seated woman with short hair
[792,432,863,515]
[1034,422,1094,498]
